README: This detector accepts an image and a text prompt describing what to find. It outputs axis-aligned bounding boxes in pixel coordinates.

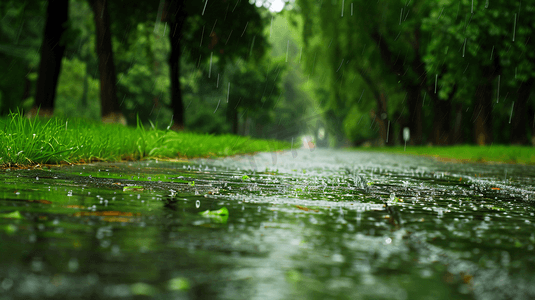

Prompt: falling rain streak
[200,26,205,47]
[462,38,467,57]
[249,36,256,57]
[509,101,514,123]
[513,13,517,42]
[214,99,221,113]
[270,16,273,38]
[241,22,248,37]
[225,30,233,45]
[422,92,426,106]
[357,89,364,103]
[434,74,438,93]
[286,40,289,62]
[336,59,344,72]
[202,0,208,15]
[341,0,344,17]
[227,83,230,103]
[497,75,501,103]
[351,3,353,16]
[386,120,390,143]
[209,52,213,78]
[490,45,494,60]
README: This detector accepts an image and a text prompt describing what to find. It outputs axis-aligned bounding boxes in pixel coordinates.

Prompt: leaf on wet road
[0,210,23,219]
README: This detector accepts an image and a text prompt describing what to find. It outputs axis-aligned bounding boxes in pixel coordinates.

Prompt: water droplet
[68,258,79,272]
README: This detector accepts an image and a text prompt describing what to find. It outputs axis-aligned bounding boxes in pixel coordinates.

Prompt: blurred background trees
[0,0,533,146]
[296,0,535,146]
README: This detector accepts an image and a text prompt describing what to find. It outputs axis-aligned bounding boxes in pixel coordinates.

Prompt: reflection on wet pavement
[1,149,534,299]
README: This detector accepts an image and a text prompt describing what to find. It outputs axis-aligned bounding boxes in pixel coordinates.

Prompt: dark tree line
[16,0,266,128]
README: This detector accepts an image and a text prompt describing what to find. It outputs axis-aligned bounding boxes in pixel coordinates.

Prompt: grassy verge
[355,145,535,165]
[0,112,291,167]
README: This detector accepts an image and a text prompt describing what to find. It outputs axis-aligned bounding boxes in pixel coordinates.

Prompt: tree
[30,0,69,117]
[0,0,43,115]
[88,0,125,124]
[226,57,285,136]
[297,0,535,146]
[163,0,267,129]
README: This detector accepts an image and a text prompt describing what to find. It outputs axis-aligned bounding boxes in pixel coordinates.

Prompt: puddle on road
[1,149,534,299]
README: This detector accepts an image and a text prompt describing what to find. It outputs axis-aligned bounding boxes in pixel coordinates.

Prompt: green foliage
[55,57,101,121]
[296,0,535,145]
[0,0,44,115]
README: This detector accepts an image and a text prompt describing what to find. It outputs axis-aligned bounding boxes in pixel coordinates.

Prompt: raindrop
[240,22,249,37]
[202,0,208,15]
[209,52,213,78]
[283,41,290,65]
[270,16,273,38]
[225,29,233,45]
[200,26,205,47]
[31,258,44,272]
[112,245,121,255]
[496,75,501,103]
[438,7,444,19]
[68,258,79,272]
[513,13,517,42]
[214,99,221,113]
[509,101,514,124]
[462,38,467,57]
[196,200,201,208]
[386,120,390,143]
[1,278,13,291]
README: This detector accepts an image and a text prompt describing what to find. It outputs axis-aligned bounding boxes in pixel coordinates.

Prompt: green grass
[0,112,291,167]
[355,145,535,165]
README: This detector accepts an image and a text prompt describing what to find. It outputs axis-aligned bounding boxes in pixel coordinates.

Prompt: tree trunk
[166,0,187,130]
[431,99,451,145]
[89,0,125,124]
[31,0,69,117]
[452,103,464,144]
[472,82,493,145]
[510,78,534,145]
[529,105,535,146]
[370,93,393,146]
[354,65,393,146]
[406,87,423,145]
[232,110,239,134]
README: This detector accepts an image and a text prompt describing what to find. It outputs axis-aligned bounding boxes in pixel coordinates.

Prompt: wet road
[1,148,535,299]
